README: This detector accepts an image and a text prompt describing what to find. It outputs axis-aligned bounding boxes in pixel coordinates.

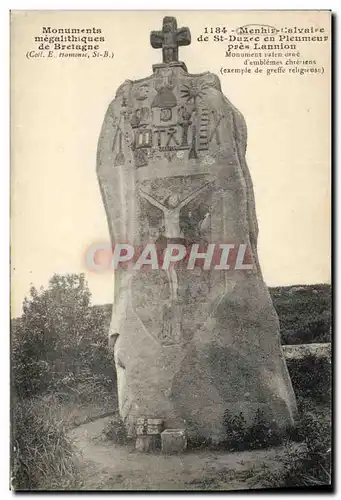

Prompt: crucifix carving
[139,182,211,239]
[150,16,191,64]
[140,182,211,342]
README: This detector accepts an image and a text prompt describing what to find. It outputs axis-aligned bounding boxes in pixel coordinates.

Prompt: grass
[11,384,117,490]
[286,354,331,404]
[11,396,82,491]
[42,391,116,429]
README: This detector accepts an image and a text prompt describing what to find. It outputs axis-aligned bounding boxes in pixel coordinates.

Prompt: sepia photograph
[10,10,331,492]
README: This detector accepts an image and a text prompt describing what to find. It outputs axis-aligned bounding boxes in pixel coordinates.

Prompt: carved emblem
[152,128,164,147]
[164,151,176,162]
[178,106,193,147]
[201,72,222,91]
[114,131,125,166]
[180,79,209,107]
[154,67,174,92]
[130,107,150,129]
[134,149,148,168]
[130,109,141,129]
[198,106,209,151]
[160,303,182,345]
[140,107,150,123]
[115,80,132,112]
[134,83,149,101]
[152,87,177,109]
[160,108,172,122]
[112,116,126,166]
[202,155,215,166]
[135,128,152,149]
[209,110,223,145]
[180,81,211,159]
[165,127,179,148]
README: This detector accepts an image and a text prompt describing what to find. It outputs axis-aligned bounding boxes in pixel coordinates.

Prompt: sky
[11,10,331,317]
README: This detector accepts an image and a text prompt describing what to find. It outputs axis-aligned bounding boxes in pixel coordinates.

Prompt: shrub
[11,273,116,403]
[222,409,282,451]
[11,396,81,490]
[187,435,211,450]
[222,410,247,451]
[260,409,331,488]
[269,284,331,345]
[102,414,128,445]
[188,409,284,452]
[287,355,332,404]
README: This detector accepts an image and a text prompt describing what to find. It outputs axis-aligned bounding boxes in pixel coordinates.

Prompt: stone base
[135,435,153,452]
[152,61,188,72]
[135,435,162,452]
[161,429,187,454]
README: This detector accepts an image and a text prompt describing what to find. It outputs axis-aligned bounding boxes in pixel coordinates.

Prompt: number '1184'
[204,27,228,34]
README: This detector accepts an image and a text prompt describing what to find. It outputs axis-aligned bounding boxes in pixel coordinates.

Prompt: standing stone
[97,16,297,443]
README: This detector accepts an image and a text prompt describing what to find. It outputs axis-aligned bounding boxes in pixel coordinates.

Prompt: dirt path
[69,417,285,491]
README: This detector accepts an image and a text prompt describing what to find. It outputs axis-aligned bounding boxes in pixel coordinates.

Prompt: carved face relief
[163,22,172,33]
[134,84,149,101]
[166,194,181,209]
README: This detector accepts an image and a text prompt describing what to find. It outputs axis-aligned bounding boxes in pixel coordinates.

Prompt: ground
[69,416,294,491]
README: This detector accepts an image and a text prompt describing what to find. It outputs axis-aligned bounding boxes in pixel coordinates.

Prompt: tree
[12,273,115,399]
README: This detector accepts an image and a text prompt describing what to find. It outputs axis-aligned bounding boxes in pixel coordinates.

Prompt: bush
[188,409,283,452]
[11,397,81,490]
[11,273,116,403]
[260,407,331,488]
[287,355,332,404]
[102,414,128,445]
[269,284,331,345]
[222,409,283,451]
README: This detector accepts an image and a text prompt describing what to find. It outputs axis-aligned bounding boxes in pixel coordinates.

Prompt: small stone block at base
[161,429,187,454]
[135,435,153,452]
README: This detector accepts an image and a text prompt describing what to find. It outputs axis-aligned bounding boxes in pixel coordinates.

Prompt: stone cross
[150,16,191,64]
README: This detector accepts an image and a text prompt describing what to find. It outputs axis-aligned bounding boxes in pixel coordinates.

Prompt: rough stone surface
[161,429,187,454]
[97,16,297,442]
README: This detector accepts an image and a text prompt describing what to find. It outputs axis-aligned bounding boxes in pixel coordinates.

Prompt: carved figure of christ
[139,182,212,303]
[139,182,211,239]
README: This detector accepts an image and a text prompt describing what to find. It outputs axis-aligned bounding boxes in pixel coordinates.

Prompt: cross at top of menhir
[150,16,191,65]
